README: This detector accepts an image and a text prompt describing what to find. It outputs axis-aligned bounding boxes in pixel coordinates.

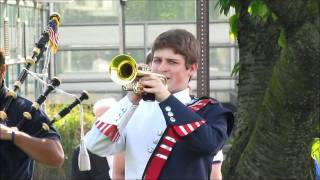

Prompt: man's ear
[0,64,6,76]
[188,63,198,76]
[0,64,6,81]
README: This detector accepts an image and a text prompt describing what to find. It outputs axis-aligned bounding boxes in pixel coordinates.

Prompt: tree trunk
[223,0,320,179]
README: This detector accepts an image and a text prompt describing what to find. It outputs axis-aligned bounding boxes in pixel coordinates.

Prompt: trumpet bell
[108,54,167,97]
[109,54,138,85]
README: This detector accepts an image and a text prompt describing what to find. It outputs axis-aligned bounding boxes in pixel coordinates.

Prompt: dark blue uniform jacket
[151,95,234,180]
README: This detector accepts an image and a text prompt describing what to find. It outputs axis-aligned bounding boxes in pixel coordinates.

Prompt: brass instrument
[109,54,166,101]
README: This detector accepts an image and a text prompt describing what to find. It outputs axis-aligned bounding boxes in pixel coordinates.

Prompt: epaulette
[187,96,218,108]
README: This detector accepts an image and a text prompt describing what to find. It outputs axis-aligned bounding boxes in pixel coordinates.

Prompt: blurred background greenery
[33,104,95,180]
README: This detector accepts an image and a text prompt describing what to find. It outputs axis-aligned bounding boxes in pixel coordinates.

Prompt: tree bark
[223,0,320,179]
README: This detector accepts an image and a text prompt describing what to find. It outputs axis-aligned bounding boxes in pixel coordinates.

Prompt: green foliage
[229,14,238,40]
[216,0,287,49]
[34,104,95,180]
[277,28,287,49]
[271,12,278,21]
[311,138,320,164]
[216,0,240,40]
[247,0,269,22]
[215,0,240,16]
[215,0,233,16]
[231,62,240,77]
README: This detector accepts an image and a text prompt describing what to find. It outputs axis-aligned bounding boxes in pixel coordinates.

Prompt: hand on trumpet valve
[127,73,170,103]
[140,73,170,102]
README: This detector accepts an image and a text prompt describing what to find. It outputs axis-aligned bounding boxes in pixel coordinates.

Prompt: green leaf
[277,28,287,48]
[248,0,258,16]
[229,14,238,39]
[248,0,269,21]
[311,138,320,164]
[257,2,268,19]
[215,0,239,16]
[271,12,278,21]
[231,62,240,77]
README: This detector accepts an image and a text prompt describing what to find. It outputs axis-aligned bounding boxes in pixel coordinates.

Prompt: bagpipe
[0,12,91,170]
[15,77,61,133]
[0,12,61,124]
[0,12,89,141]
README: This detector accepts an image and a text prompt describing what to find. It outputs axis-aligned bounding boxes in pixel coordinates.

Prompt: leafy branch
[215,0,287,49]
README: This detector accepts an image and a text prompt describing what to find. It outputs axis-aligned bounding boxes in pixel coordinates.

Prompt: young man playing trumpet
[0,50,64,180]
[85,29,234,179]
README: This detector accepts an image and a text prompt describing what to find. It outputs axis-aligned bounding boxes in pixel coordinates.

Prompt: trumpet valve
[132,81,144,94]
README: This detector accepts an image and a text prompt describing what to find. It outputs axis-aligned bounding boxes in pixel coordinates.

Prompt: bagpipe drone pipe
[32,90,90,136]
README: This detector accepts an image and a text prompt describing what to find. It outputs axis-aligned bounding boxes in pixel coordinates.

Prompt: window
[55,48,145,75]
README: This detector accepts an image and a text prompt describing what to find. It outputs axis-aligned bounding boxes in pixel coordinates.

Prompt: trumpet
[109,54,166,101]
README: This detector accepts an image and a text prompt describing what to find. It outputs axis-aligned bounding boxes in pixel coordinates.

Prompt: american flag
[47,20,59,54]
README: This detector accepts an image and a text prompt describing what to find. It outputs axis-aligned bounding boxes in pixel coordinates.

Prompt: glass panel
[53,0,230,24]
[209,48,232,76]
[59,24,144,47]
[126,25,144,47]
[55,49,117,74]
[59,25,119,46]
[126,0,196,22]
[55,49,144,75]
[126,49,145,64]
[209,23,231,43]
[147,24,196,46]
[54,1,118,24]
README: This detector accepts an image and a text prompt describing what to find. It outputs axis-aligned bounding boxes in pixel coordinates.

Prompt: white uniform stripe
[112,132,120,142]
[187,124,194,131]
[164,136,176,143]
[99,123,108,131]
[160,144,172,151]
[96,121,103,127]
[179,126,188,135]
[102,124,112,134]
[155,153,168,160]
[195,122,201,127]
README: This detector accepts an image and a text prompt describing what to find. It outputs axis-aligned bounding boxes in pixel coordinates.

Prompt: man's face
[151,48,197,93]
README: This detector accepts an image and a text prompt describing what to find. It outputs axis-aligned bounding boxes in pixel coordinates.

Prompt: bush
[33,104,95,180]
